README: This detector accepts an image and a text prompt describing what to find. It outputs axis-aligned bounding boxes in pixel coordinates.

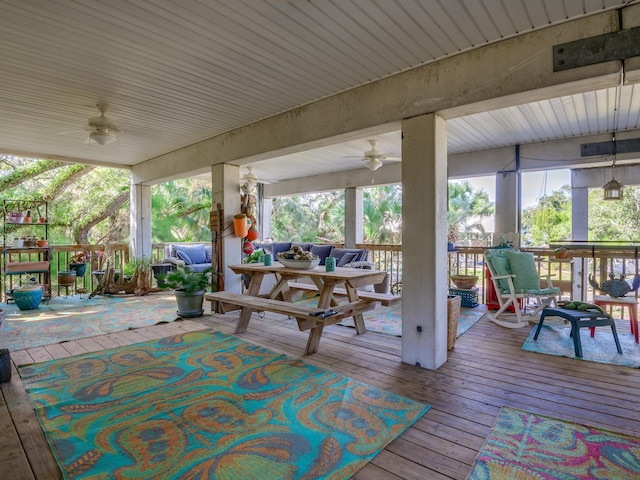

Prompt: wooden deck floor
[2,308,640,479]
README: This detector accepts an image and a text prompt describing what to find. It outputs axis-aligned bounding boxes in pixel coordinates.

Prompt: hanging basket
[233,214,249,238]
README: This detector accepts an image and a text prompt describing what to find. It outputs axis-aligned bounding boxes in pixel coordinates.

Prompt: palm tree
[363,185,402,243]
[447,181,494,244]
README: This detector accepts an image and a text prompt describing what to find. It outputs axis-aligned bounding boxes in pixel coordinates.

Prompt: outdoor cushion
[507,251,540,292]
[310,244,335,265]
[336,251,359,267]
[271,242,293,260]
[175,244,207,265]
[486,250,512,292]
[204,245,212,262]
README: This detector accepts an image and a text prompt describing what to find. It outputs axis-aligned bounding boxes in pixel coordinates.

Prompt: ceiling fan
[351,139,401,170]
[241,167,277,193]
[86,104,121,145]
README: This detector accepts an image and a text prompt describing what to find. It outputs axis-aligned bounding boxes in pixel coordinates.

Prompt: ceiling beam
[264,128,640,197]
[0,149,131,170]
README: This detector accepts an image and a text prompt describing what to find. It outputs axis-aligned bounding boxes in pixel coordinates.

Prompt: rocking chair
[484,248,561,328]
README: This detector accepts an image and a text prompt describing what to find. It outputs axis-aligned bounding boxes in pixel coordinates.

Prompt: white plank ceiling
[0,0,638,181]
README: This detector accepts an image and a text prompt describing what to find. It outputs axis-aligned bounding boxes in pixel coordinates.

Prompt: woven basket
[447,295,462,350]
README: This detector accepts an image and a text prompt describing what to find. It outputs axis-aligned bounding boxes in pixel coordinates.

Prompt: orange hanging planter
[233,214,249,238]
[246,224,259,242]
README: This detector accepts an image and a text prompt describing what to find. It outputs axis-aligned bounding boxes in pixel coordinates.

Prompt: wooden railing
[1,243,129,299]
[5,241,639,309]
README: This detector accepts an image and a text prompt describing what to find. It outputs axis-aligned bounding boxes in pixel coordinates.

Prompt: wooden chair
[484,248,561,328]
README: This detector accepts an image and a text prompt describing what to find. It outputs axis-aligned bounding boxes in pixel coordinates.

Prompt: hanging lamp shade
[603,177,623,200]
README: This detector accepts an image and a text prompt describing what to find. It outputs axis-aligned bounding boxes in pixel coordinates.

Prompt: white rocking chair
[484,248,561,328]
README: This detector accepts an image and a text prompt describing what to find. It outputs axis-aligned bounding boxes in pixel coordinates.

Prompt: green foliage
[151,179,212,242]
[521,186,572,246]
[447,181,494,243]
[272,192,345,242]
[588,186,640,241]
[164,266,211,293]
[123,258,150,276]
[271,186,403,244]
[363,186,402,243]
[1,156,212,245]
[244,248,264,264]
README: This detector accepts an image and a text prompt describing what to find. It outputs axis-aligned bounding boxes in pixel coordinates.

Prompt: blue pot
[13,286,43,311]
[69,262,87,277]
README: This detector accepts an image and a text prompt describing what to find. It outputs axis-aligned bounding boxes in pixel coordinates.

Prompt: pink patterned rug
[468,407,640,479]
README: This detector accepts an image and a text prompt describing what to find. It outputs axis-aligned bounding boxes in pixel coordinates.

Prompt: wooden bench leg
[235,307,253,334]
[305,325,325,355]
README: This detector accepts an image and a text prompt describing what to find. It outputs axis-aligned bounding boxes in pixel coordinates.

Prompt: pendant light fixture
[603,133,623,200]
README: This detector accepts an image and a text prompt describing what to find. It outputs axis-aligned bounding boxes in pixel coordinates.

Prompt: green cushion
[486,248,513,292]
[507,251,540,293]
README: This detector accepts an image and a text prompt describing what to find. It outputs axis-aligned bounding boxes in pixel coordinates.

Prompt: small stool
[593,295,639,343]
[534,307,622,358]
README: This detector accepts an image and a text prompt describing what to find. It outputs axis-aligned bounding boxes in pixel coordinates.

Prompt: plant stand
[151,263,173,288]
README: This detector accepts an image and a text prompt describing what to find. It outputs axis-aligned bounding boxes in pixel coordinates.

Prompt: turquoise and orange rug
[296,292,485,338]
[0,293,179,351]
[19,330,429,479]
[468,407,640,479]
[522,324,640,368]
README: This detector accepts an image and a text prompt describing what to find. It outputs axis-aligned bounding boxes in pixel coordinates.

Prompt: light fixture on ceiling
[603,133,623,200]
[89,131,116,145]
[364,158,383,171]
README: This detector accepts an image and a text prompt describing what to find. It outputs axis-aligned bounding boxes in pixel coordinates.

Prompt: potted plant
[164,266,211,318]
[69,251,89,277]
[241,248,264,288]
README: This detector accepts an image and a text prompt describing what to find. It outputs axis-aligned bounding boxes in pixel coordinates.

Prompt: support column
[494,170,519,235]
[344,187,363,248]
[262,197,273,241]
[212,164,243,293]
[401,113,448,370]
[129,181,152,260]
[571,171,589,241]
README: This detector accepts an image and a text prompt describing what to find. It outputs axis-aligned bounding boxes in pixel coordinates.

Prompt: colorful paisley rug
[522,324,640,368]
[0,293,179,351]
[296,292,485,337]
[19,330,430,480]
[467,407,640,479]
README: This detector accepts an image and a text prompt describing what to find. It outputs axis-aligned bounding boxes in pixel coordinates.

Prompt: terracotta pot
[36,239,48,247]
[233,214,248,238]
[58,271,77,286]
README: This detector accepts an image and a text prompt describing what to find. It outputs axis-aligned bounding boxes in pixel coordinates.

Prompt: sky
[458,169,572,209]
[452,169,572,236]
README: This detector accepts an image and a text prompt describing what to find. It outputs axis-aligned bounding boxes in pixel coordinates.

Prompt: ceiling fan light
[89,131,116,145]
[603,177,623,200]
[365,159,383,171]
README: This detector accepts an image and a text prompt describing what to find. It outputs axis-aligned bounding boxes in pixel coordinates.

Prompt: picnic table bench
[287,281,401,306]
[208,264,388,355]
